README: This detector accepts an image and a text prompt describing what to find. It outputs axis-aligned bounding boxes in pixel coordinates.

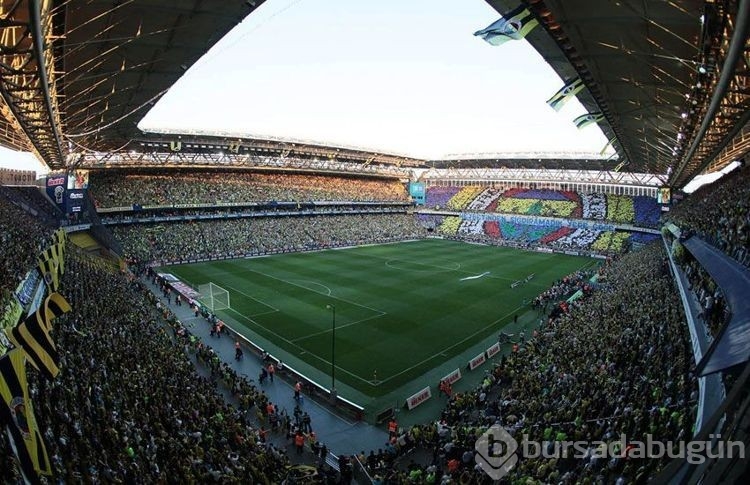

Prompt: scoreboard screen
[657,187,671,204]
[408,182,425,205]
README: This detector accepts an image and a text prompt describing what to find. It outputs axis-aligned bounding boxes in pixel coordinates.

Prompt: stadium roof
[60,0,272,155]
[0,0,265,169]
[485,0,750,187]
[0,0,747,187]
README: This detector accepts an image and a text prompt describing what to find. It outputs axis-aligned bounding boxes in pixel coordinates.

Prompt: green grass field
[164,239,593,399]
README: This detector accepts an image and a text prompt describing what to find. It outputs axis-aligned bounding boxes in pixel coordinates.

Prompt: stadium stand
[416,213,659,255]
[0,0,747,481]
[112,214,425,265]
[0,169,747,483]
[0,186,63,226]
[667,165,750,268]
[0,206,309,482]
[423,185,662,227]
[681,259,729,339]
[365,243,695,483]
[89,170,410,208]
[90,173,662,259]
[0,195,55,295]
[27,248,292,482]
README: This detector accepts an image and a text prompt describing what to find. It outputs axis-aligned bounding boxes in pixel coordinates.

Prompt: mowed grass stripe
[198,265,381,340]
[164,240,592,396]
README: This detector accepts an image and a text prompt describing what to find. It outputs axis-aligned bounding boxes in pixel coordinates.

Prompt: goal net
[198,283,230,312]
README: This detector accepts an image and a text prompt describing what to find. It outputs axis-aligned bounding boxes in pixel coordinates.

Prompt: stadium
[0,0,748,483]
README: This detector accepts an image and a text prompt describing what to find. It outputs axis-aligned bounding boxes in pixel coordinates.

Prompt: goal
[198,283,231,312]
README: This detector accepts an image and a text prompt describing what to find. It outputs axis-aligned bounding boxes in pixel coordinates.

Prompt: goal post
[198,283,231,312]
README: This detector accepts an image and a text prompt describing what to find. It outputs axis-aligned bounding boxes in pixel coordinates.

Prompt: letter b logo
[475,424,518,480]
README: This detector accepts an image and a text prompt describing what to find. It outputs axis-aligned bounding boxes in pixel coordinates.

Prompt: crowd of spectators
[682,258,729,339]
[418,213,639,256]
[0,194,55,297]
[112,214,425,264]
[367,243,694,483]
[548,228,603,251]
[3,167,730,482]
[423,185,661,227]
[90,171,410,208]
[2,246,292,483]
[590,231,631,253]
[668,164,749,267]
[0,186,62,226]
[532,269,594,311]
[99,204,407,226]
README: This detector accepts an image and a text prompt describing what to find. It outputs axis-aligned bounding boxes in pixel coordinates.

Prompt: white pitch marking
[459,271,490,281]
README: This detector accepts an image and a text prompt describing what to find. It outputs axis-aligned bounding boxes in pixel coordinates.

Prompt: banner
[405,386,432,410]
[170,282,200,299]
[469,352,487,370]
[442,368,462,385]
[52,228,66,246]
[26,283,46,319]
[486,342,501,359]
[66,190,86,214]
[45,175,66,210]
[566,290,584,303]
[0,349,52,478]
[0,168,35,186]
[600,136,617,156]
[0,298,23,331]
[5,293,71,379]
[37,256,59,293]
[573,112,604,129]
[14,271,41,307]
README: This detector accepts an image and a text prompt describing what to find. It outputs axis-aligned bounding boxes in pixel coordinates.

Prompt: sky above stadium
[138,0,610,160]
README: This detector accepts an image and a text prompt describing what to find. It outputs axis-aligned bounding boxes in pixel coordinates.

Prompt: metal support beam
[0,0,64,168]
[670,0,750,186]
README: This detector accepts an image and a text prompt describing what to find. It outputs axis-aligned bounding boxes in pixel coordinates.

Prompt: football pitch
[164,239,593,401]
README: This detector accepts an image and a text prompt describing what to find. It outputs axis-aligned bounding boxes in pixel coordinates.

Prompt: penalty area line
[224,308,378,387]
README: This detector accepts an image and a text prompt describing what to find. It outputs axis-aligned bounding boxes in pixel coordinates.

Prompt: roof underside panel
[0,96,33,153]
[488,0,704,176]
[59,0,264,153]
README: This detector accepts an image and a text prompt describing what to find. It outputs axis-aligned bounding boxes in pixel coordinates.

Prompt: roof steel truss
[0,0,63,167]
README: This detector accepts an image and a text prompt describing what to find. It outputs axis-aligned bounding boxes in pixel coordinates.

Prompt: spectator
[112,214,425,264]
[90,170,410,208]
[361,243,694,483]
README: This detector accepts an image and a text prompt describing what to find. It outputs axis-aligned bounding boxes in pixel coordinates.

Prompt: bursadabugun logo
[474,429,745,480]
[474,424,519,480]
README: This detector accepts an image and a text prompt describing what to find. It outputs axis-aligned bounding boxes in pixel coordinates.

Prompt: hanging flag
[573,112,605,129]
[600,136,617,155]
[53,242,64,275]
[0,349,52,478]
[37,257,59,293]
[40,243,64,276]
[52,228,67,246]
[546,77,585,111]
[474,5,539,46]
[42,293,72,332]
[38,244,60,264]
[4,293,71,380]
[52,229,67,267]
